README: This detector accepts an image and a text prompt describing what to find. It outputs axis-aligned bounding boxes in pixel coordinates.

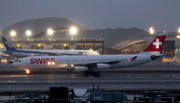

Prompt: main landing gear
[84,70,100,77]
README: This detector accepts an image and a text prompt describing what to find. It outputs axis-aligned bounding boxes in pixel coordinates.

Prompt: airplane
[0,37,100,60]
[0,49,12,63]
[12,33,167,76]
[0,50,8,57]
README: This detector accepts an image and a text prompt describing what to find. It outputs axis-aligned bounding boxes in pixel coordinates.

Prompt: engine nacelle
[73,66,88,72]
[97,63,111,69]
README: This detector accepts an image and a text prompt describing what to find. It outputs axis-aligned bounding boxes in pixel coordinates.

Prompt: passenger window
[16,60,21,62]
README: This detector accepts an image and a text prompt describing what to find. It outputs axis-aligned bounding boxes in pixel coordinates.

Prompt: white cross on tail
[153,39,162,48]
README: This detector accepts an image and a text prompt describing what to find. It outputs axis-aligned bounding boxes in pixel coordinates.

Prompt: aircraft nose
[12,63,17,67]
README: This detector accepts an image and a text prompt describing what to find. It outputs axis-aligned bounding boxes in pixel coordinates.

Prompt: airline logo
[4,40,13,48]
[30,58,55,64]
[153,39,162,49]
[143,34,166,52]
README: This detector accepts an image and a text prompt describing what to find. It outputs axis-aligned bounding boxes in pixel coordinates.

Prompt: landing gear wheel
[93,72,100,77]
[89,71,94,76]
[84,71,89,76]
[84,71,100,77]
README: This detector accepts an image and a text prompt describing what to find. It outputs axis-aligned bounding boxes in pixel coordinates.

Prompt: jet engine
[96,63,111,69]
[73,66,88,72]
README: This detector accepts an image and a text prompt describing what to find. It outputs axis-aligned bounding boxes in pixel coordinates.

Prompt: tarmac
[0,62,180,92]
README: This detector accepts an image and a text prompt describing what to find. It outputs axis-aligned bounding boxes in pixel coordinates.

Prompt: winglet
[1,37,17,51]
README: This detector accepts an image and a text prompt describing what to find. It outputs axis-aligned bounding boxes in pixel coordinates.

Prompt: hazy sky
[0,0,180,32]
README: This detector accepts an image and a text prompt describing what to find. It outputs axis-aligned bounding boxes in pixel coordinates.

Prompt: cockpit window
[15,60,21,62]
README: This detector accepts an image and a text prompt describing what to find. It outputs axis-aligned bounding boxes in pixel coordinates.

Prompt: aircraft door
[26,59,30,65]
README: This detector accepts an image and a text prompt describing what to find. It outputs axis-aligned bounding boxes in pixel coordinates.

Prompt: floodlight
[47,29,53,35]
[10,31,16,37]
[70,27,77,35]
[26,30,31,36]
[149,27,154,34]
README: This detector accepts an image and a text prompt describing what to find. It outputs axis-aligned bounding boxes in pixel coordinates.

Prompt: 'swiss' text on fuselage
[30,58,55,64]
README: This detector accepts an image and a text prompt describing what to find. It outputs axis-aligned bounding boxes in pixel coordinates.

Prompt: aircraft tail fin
[1,37,17,51]
[139,33,167,54]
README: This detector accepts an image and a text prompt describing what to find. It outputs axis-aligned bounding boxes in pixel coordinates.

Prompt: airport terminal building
[0,17,179,62]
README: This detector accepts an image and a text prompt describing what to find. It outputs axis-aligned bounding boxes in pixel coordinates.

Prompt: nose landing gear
[26,70,31,76]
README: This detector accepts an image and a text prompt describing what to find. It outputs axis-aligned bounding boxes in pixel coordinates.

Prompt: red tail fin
[143,33,167,52]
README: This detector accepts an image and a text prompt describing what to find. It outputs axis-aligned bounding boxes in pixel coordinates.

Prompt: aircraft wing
[72,56,137,67]
[46,52,81,56]
[1,51,13,55]
[0,50,10,58]
[2,51,26,57]
[0,52,9,57]
[73,60,124,67]
[45,52,60,56]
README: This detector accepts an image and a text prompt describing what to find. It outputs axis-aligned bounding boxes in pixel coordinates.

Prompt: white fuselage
[22,50,100,55]
[1,50,100,58]
[12,54,152,71]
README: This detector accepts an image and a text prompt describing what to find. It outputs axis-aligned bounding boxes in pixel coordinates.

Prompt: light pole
[149,26,154,34]
[176,28,180,39]
[47,29,53,45]
[70,27,77,40]
[26,30,31,37]
[10,31,16,41]
[26,30,31,45]
[163,30,166,33]
[177,35,180,39]
[47,29,53,35]
[70,27,77,48]
[11,31,16,37]
[70,27,77,36]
